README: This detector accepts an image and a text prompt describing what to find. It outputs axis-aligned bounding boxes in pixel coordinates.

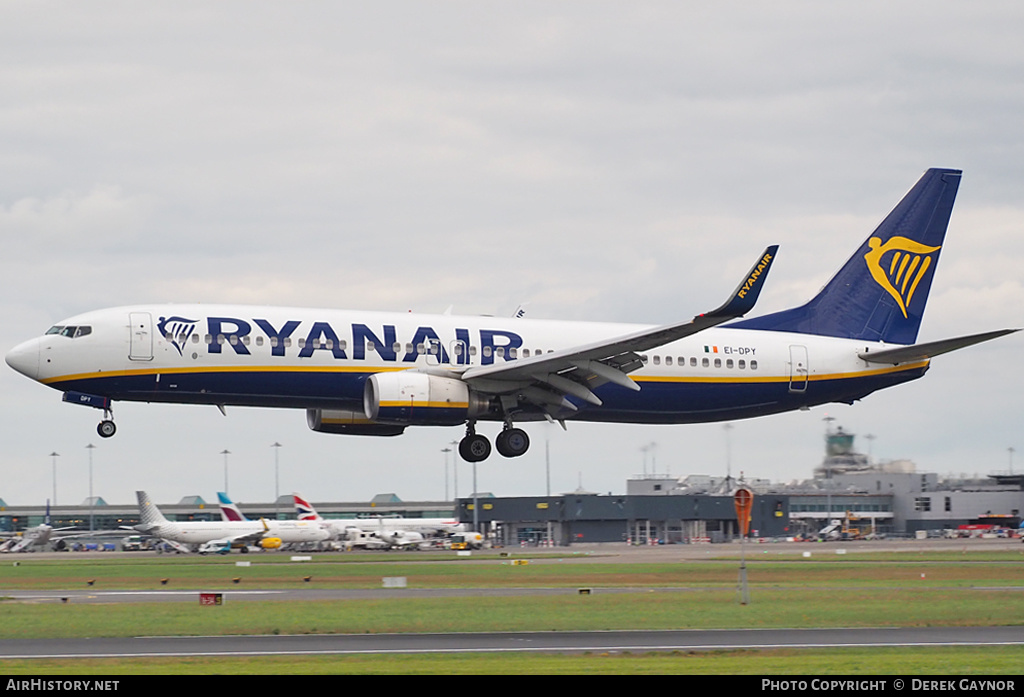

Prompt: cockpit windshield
[45,325,91,338]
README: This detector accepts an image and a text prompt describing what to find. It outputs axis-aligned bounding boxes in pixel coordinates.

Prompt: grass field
[1,547,1022,674]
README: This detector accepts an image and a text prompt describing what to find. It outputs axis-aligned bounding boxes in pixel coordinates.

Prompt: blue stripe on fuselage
[46,363,927,422]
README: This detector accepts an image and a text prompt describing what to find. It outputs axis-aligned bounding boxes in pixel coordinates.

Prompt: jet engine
[306,408,406,436]
[259,537,283,550]
[364,372,489,426]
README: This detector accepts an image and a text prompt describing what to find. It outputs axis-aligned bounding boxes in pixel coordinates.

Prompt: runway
[1,626,1023,659]
[2,539,1021,660]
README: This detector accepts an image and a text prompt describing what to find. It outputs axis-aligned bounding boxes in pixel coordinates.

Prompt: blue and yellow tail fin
[731,168,961,345]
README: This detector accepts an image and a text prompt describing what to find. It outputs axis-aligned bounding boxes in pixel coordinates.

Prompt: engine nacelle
[364,372,488,426]
[259,537,283,550]
[306,408,406,436]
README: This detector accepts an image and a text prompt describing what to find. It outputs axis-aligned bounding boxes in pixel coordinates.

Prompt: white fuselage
[4,303,927,427]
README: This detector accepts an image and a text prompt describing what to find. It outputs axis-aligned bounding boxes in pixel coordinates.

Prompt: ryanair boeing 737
[6,169,1017,462]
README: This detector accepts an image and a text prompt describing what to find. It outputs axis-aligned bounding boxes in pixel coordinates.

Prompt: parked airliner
[293,493,465,544]
[6,169,1017,462]
[133,491,326,552]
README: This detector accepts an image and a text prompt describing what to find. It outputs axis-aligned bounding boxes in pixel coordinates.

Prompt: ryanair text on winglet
[736,252,774,299]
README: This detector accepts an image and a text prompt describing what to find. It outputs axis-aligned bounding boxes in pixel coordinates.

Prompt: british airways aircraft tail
[731,168,961,345]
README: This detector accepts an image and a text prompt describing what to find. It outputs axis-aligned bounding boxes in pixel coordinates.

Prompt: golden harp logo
[863,236,941,318]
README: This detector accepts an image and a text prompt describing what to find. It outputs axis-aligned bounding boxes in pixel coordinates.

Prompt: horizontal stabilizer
[858,329,1020,365]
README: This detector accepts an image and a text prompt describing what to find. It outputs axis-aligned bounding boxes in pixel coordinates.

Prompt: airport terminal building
[455,491,789,546]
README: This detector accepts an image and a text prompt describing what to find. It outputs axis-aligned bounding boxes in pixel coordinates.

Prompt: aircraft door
[788,345,808,393]
[129,312,154,361]
[450,339,469,366]
[425,338,444,366]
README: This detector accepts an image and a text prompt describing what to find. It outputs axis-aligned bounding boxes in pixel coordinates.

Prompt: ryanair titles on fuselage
[159,314,524,365]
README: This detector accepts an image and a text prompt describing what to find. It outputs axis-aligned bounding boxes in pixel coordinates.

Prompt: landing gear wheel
[459,434,492,462]
[97,420,117,438]
[496,428,530,458]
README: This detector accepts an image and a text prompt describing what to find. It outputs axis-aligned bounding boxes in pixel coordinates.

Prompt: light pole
[271,442,282,519]
[472,460,479,533]
[823,416,835,530]
[724,423,734,490]
[450,440,460,501]
[441,447,452,501]
[221,449,231,496]
[49,452,59,507]
[85,444,96,532]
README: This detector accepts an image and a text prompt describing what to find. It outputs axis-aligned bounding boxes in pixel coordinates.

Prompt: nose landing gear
[97,418,117,438]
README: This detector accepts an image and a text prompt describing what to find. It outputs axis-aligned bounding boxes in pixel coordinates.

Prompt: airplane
[132,490,317,552]
[0,501,83,553]
[6,169,1018,462]
[293,492,464,548]
[216,491,331,545]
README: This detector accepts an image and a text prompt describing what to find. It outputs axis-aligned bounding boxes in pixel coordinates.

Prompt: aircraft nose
[5,339,40,380]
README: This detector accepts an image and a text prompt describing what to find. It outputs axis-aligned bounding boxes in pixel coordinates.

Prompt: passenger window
[522,349,530,358]
[256,336,264,346]
[298,338,305,348]
[751,360,758,370]
[652,356,660,365]
[702,357,709,367]
[726,359,733,369]
[495,347,504,358]
[714,358,721,368]
[483,346,493,358]
[738,359,745,369]
[469,346,477,356]
[641,355,648,364]
[270,337,279,348]
[690,357,697,367]
[392,342,402,354]
[665,356,672,366]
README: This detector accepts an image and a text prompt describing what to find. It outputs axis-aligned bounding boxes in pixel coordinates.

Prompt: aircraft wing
[858,329,1020,365]
[461,246,778,410]
[224,519,273,545]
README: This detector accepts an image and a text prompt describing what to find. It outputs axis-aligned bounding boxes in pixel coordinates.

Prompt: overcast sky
[3,2,1023,509]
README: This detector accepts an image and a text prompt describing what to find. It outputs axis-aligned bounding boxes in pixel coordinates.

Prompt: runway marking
[4,639,1024,660]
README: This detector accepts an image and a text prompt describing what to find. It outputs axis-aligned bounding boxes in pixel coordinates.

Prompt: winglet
[705,245,779,319]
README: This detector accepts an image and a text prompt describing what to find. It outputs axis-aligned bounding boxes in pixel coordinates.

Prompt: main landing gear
[458,422,530,463]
